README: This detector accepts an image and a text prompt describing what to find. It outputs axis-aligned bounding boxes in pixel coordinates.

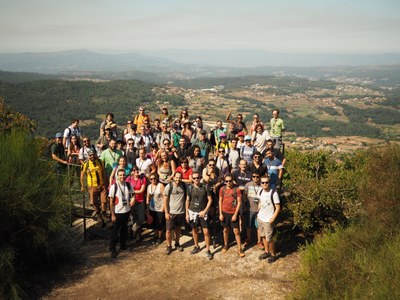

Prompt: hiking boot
[156,238,162,245]
[238,250,245,258]
[259,252,271,260]
[206,250,214,260]
[110,250,118,258]
[267,255,278,263]
[221,245,229,254]
[175,243,184,252]
[191,246,201,255]
[120,244,128,251]
[165,245,173,255]
[96,213,102,223]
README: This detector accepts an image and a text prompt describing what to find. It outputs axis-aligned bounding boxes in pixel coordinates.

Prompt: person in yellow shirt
[80,149,108,226]
[134,106,151,129]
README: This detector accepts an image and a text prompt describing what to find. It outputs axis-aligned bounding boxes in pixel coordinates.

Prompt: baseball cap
[244,135,252,141]
[220,133,227,138]
[237,131,245,137]
[55,132,63,138]
[87,149,95,155]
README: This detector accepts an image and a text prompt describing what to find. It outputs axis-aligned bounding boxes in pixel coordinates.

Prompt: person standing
[80,149,107,226]
[109,169,135,258]
[164,172,187,255]
[264,148,283,190]
[51,132,68,177]
[270,109,285,150]
[100,139,123,183]
[186,171,213,260]
[258,175,281,263]
[243,171,262,247]
[63,119,81,149]
[219,174,245,257]
[134,106,151,129]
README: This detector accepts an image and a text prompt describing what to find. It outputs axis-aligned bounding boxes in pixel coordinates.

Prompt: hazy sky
[1,0,399,54]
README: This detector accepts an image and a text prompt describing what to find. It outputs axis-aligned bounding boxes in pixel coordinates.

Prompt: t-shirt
[264,157,283,189]
[51,142,65,160]
[63,126,81,148]
[232,170,252,188]
[147,183,163,212]
[188,184,211,212]
[219,186,241,214]
[126,176,147,203]
[100,148,122,177]
[244,182,262,212]
[258,189,280,223]
[136,158,153,176]
[175,166,193,180]
[164,183,186,215]
[81,159,104,187]
[270,118,285,138]
[241,145,255,164]
[108,182,133,214]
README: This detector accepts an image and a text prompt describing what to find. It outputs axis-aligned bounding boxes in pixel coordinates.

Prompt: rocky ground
[43,220,302,300]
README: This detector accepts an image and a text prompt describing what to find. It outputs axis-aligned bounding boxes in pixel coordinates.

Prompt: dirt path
[44,224,300,300]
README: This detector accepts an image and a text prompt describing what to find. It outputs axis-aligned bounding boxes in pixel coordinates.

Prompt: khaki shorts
[88,186,107,205]
[257,217,274,242]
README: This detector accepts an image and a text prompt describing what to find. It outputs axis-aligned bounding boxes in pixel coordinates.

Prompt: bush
[0,131,72,299]
[284,150,364,233]
[291,144,400,299]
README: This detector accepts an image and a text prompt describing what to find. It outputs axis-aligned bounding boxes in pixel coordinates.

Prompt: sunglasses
[128,143,133,146]
[225,180,233,183]
[208,164,215,166]
[149,177,156,180]
[261,181,269,184]
[192,177,200,180]
[83,140,89,143]
[252,175,260,178]
[219,150,225,153]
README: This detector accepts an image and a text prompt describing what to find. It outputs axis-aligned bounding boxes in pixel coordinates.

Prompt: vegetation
[339,103,400,125]
[0,102,73,299]
[291,145,400,299]
[0,79,156,138]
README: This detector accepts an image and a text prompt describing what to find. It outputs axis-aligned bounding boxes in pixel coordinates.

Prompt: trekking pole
[82,191,87,241]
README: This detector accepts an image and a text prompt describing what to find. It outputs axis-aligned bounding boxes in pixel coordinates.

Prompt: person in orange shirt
[133,106,151,129]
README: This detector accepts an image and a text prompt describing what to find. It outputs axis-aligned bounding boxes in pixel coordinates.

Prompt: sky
[0,0,400,54]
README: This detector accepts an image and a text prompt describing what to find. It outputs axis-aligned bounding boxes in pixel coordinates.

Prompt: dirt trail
[44,224,300,300]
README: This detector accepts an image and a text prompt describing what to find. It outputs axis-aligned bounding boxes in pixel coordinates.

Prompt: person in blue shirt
[263,148,283,190]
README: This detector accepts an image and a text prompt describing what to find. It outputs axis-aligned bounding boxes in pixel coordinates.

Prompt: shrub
[284,150,364,233]
[0,131,71,299]
[291,144,400,299]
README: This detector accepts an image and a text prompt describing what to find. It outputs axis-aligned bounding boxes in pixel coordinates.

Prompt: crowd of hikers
[50,106,286,262]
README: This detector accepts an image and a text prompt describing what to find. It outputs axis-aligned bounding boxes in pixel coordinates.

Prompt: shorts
[88,186,107,205]
[166,213,185,231]
[221,212,239,229]
[257,217,274,242]
[244,211,258,229]
[149,210,165,231]
[188,210,209,229]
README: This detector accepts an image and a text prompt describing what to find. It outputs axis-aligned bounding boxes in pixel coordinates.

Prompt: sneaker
[175,243,184,252]
[221,245,229,254]
[156,238,162,245]
[165,245,173,255]
[206,250,214,260]
[267,255,277,263]
[238,250,245,258]
[120,244,128,251]
[259,252,271,260]
[110,250,118,258]
[191,246,201,255]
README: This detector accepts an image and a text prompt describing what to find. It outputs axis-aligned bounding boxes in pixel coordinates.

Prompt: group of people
[51,106,286,262]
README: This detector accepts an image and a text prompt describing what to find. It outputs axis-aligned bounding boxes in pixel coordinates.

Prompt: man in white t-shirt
[109,169,135,258]
[257,175,281,263]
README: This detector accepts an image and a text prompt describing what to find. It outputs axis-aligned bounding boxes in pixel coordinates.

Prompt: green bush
[291,144,400,299]
[284,150,364,233]
[0,131,71,299]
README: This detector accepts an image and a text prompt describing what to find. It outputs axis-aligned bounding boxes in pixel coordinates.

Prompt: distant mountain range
[1,50,400,85]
